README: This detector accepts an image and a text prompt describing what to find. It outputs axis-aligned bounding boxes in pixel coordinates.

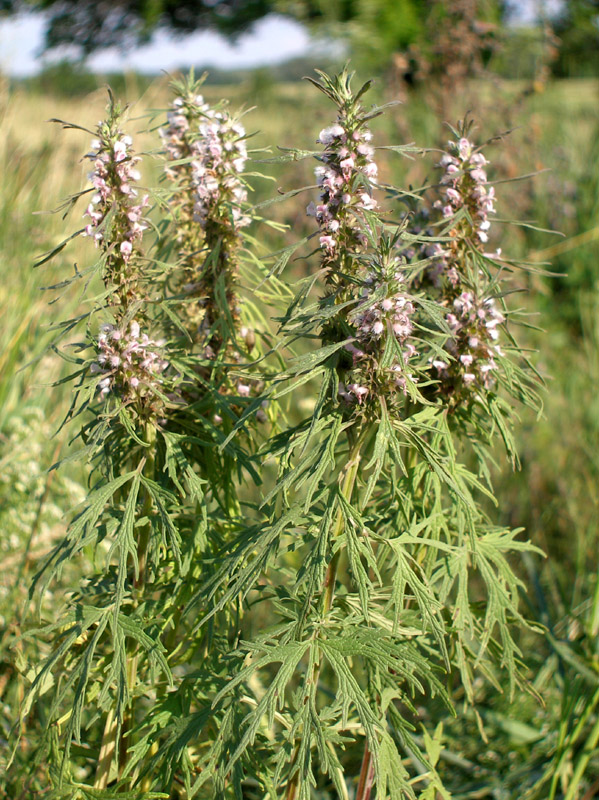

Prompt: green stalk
[321,428,365,616]
[94,421,156,789]
[563,710,599,800]
[549,684,599,800]
[285,424,367,800]
[589,566,599,639]
[95,707,117,790]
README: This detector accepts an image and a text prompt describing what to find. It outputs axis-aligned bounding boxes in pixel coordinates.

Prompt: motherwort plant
[15,88,269,795]
[163,70,542,799]
[15,69,542,800]
[160,73,251,353]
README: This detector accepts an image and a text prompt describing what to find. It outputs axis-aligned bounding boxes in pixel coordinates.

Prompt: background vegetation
[0,0,598,796]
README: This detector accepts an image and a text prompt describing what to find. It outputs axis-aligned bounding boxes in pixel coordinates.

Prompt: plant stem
[549,684,599,800]
[95,707,117,789]
[356,741,375,800]
[321,425,367,616]
[563,710,599,800]
[94,421,156,789]
[285,424,367,800]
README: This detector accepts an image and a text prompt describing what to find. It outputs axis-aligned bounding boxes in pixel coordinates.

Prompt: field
[1,71,598,797]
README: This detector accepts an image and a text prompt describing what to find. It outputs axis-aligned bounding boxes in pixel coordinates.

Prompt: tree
[551,0,599,76]
[278,0,503,76]
[1,0,505,75]
[2,0,275,54]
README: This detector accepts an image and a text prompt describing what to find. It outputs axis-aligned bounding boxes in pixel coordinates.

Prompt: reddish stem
[356,741,375,800]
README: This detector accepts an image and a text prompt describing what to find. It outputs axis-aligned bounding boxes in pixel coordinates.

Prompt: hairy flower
[191,111,250,231]
[308,116,378,260]
[162,93,250,233]
[83,131,149,261]
[91,321,168,402]
[435,136,495,244]
[340,255,418,404]
[354,268,415,346]
[161,89,251,351]
[160,94,208,173]
[433,291,504,392]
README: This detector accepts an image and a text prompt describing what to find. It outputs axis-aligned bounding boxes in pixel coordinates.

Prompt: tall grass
[0,73,598,797]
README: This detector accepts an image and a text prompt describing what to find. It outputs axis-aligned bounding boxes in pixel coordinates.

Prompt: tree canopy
[4,0,597,79]
[2,0,275,53]
[552,0,599,76]
[2,0,499,58]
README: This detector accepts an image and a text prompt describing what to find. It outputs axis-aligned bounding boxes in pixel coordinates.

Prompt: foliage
[3,0,274,52]
[0,64,544,799]
[552,0,599,77]
[1,68,598,799]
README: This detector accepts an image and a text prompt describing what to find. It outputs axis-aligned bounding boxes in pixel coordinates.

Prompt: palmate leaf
[129,705,213,795]
[31,466,144,601]
[310,711,350,800]
[318,634,417,799]
[185,699,272,799]
[165,432,209,506]
[377,733,415,800]
[295,501,335,628]
[393,413,472,509]
[336,493,380,620]
[116,613,172,685]
[20,594,175,780]
[302,413,345,511]
[107,468,143,626]
[20,605,109,722]
[418,523,541,698]
[362,403,406,508]
[140,475,182,569]
[212,639,312,775]
[122,643,242,792]
[382,539,448,663]
[281,702,316,800]
[45,782,168,799]
[188,507,309,627]
[261,411,352,519]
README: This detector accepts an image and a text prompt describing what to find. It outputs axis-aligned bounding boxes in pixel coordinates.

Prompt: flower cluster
[307,122,378,257]
[91,321,168,401]
[83,131,149,262]
[421,241,459,287]
[435,136,495,244]
[432,291,504,391]
[161,94,250,232]
[160,90,251,352]
[191,109,250,231]
[353,271,415,346]
[394,209,460,290]
[340,261,418,404]
[160,94,209,175]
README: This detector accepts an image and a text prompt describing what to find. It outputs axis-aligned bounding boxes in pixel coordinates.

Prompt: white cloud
[0,12,311,77]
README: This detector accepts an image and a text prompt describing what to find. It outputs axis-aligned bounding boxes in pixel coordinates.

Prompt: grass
[0,72,598,797]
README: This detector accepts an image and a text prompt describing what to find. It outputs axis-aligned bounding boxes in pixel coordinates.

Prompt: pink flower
[319,235,337,252]
[358,193,377,211]
[458,138,472,159]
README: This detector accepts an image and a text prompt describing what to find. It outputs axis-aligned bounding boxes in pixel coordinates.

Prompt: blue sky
[0,12,312,76]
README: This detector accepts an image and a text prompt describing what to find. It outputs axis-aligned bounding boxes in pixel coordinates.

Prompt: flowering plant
[12,70,542,800]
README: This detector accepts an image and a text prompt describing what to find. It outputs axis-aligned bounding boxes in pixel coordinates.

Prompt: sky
[0,12,312,77]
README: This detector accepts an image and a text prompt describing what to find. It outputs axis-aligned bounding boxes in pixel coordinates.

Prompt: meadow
[0,70,598,798]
